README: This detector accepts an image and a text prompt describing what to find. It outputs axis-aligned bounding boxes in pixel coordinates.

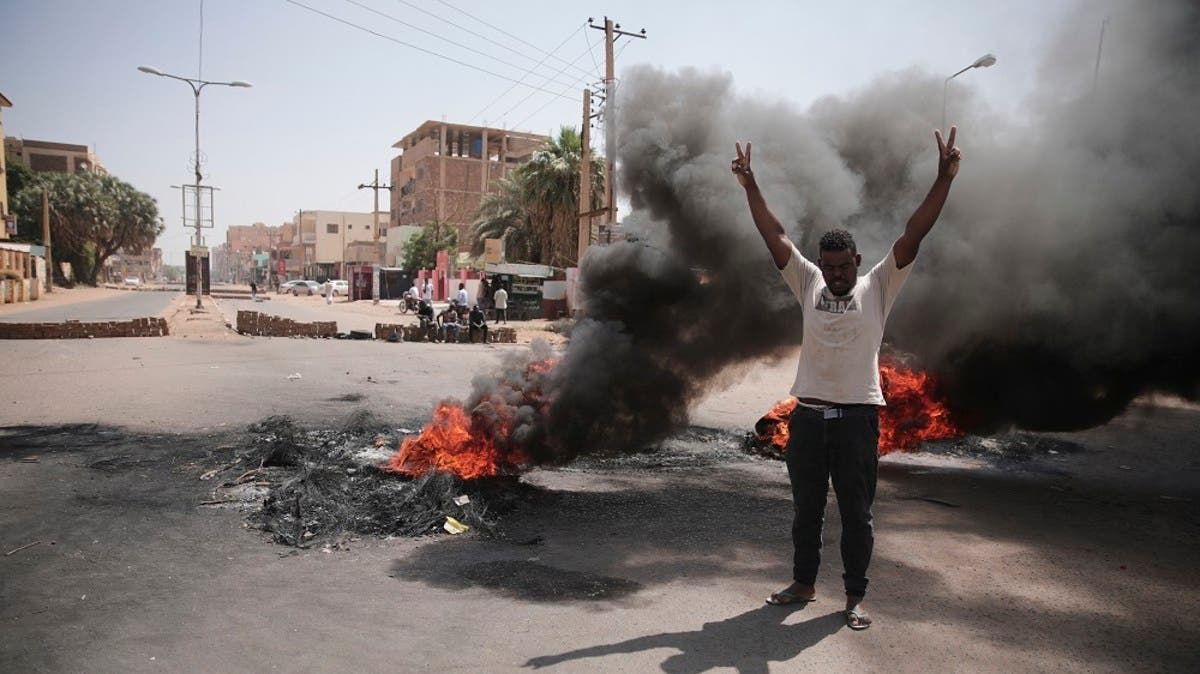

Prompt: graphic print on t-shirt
[815,289,860,314]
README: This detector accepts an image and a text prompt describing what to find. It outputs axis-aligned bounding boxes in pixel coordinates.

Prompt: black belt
[794,403,877,420]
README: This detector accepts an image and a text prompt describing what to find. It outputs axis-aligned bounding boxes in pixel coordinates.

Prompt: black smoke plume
[451,0,1198,468]
[547,0,1200,452]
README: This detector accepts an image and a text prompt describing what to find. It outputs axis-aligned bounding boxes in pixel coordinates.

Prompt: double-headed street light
[138,65,252,308]
[942,53,996,131]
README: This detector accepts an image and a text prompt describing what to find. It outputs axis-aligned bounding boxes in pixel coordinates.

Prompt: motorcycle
[399,295,420,314]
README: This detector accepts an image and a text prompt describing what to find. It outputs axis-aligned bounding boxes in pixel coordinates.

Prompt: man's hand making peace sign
[731,141,755,188]
[935,126,962,179]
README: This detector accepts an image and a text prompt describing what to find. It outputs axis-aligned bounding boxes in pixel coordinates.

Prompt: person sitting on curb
[437,304,461,343]
[468,304,489,343]
[416,300,436,341]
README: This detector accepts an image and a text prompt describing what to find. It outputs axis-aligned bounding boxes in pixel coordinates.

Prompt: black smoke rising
[549,0,1199,447]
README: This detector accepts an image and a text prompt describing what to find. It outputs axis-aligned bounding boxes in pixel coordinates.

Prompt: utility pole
[578,88,605,264]
[42,189,52,292]
[357,169,393,241]
[589,17,646,241]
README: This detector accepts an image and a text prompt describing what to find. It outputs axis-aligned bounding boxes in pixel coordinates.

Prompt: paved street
[1,303,1197,672]
[0,289,179,323]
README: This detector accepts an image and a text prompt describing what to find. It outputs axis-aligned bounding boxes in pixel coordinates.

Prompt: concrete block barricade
[373,322,516,344]
[0,317,169,339]
[236,310,336,338]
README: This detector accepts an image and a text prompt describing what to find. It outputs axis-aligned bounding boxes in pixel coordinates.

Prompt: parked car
[123,276,141,286]
[279,280,319,295]
[321,279,349,297]
[294,280,321,296]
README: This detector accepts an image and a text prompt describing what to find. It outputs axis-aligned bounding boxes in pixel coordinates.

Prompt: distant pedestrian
[492,285,508,324]
[423,279,433,304]
[456,282,469,308]
[325,279,334,305]
[250,281,258,301]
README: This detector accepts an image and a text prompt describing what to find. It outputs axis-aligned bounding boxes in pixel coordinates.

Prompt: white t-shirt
[457,288,469,306]
[493,288,508,309]
[778,241,913,405]
[423,282,433,302]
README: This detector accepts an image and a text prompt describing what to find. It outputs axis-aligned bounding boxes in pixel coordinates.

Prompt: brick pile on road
[0,317,169,339]
[236,310,336,338]
[374,322,517,343]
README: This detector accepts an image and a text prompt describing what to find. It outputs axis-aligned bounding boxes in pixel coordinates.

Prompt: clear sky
[0,0,1077,265]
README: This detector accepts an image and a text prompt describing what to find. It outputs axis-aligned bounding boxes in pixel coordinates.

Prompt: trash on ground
[5,541,41,556]
[287,373,302,380]
[443,516,470,535]
[453,494,471,506]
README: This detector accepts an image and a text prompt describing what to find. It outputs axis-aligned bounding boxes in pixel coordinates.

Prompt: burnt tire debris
[201,412,538,547]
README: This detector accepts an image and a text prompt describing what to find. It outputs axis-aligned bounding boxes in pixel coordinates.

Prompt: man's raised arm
[733,141,793,269]
[893,126,963,269]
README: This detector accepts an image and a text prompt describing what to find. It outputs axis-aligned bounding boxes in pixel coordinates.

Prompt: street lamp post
[138,65,251,309]
[942,53,996,130]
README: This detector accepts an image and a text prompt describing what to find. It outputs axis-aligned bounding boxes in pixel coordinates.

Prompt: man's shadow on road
[524,604,843,673]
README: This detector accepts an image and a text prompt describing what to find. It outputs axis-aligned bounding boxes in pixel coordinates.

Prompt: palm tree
[471,174,539,262]
[470,126,605,267]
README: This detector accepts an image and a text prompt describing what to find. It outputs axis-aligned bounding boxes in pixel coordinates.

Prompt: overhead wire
[283,0,576,100]
[417,0,596,80]
[512,36,632,131]
[472,22,595,125]
[507,41,605,129]
[342,0,580,90]
[467,22,585,125]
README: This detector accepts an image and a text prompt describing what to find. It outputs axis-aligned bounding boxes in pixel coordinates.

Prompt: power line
[283,0,576,100]
[507,42,606,128]
[472,22,595,124]
[386,0,592,80]
[343,0,580,90]
[423,0,595,80]
[513,34,633,132]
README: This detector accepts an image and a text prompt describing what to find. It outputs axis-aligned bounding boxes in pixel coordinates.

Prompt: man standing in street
[492,284,508,324]
[423,278,433,304]
[732,127,962,630]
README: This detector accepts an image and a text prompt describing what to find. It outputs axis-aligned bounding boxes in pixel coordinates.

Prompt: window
[326,223,338,234]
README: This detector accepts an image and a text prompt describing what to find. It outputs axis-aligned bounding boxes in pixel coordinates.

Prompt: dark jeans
[784,403,879,597]
[494,308,507,324]
[469,324,488,343]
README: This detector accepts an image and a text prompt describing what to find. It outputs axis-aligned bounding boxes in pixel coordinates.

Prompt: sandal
[844,607,872,630]
[765,589,816,606]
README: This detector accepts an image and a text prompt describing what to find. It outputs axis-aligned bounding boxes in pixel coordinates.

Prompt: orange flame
[386,358,553,480]
[754,359,962,455]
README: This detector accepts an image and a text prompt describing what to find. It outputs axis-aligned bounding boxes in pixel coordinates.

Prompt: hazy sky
[0,0,1078,264]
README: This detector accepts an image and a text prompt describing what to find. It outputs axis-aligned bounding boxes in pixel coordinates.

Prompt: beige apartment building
[285,210,387,280]
[390,121,547,252]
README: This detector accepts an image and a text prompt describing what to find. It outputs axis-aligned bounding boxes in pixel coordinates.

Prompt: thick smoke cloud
[545,0,1200,451]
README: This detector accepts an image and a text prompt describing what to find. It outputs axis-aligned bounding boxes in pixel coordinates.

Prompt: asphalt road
[0,290,179,323]
[1,334,1197,672]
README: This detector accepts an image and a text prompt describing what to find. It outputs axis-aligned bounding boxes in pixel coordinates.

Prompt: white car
[280,280,320,296]
[322,279,349,296]
[123,276,141,286]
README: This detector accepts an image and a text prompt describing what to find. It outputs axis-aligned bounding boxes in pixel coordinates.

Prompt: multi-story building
[390,121,547,253]
[4,137,105,175]
[285,210,387,281]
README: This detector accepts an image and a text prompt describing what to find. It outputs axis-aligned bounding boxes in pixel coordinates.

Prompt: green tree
[470,126,605,267]
[4,161,35,209]
[470,174,540,262]
[11,171,163,285]
[401,220,458,271]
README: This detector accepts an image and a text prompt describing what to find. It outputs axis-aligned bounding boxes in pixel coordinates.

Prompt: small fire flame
[386,358,553,480]
[753,358,962,455]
